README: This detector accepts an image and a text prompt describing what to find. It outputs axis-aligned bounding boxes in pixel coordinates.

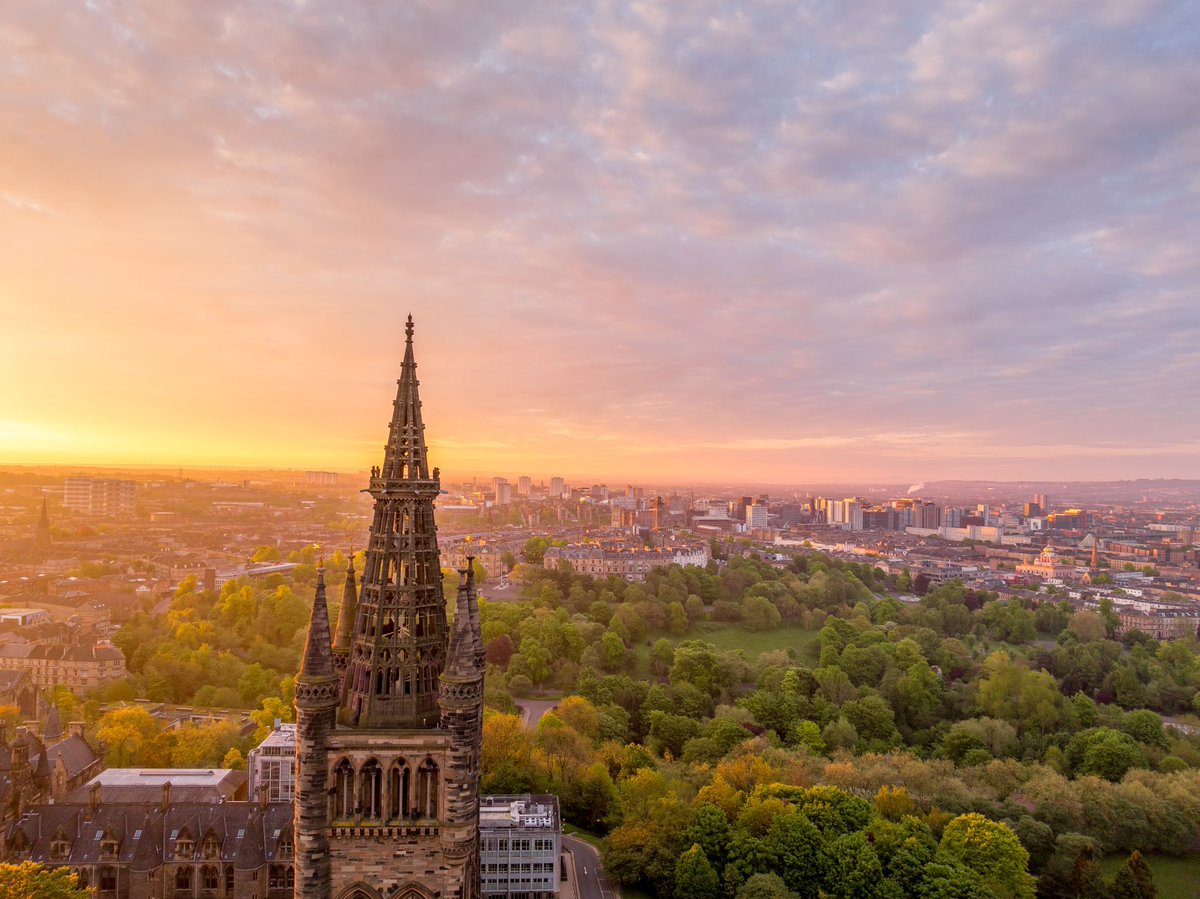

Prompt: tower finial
[406,314,414,342]
[298,566,334,680]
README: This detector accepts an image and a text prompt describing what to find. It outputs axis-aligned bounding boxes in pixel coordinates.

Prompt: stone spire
[294,566,338,899]
[341,315,447,729]
[332,553,358,661]
[298,566,334,681]
[439,561,484,894]
[34,498,51,551]
[43,704,63,743]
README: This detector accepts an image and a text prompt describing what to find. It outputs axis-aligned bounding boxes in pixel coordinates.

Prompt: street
[564,834,617,899]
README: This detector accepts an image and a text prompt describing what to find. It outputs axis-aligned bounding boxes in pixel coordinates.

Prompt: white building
[247,721,297,802]
[480,794,561,898]
[746,503,769,530]
[63,478,136,516]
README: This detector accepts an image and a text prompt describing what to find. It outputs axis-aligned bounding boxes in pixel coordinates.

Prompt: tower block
[294,316,484,899]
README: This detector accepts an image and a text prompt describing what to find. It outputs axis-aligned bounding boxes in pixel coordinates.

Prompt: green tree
[737,873,799,899]
[686,804,732,874]
[938,813,1035,899]
[1065,728,1147,782]
[676,844,722,899]
[821,831,882,899]
[0,862,88,898]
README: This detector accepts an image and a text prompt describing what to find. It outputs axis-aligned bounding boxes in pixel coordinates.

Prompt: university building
[4,319,502,899]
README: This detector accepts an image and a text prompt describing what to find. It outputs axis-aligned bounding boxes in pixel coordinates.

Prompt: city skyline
[3,2,1198,483]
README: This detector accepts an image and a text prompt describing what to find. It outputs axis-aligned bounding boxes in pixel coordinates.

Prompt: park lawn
[1098,854,1200,898]
[635,623,822,674]
[683,622,822,658]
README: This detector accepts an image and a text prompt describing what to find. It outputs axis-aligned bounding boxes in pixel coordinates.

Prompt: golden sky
[2,2,1198,484]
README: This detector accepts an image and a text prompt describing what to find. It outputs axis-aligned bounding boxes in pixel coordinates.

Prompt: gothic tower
[294,316,484,899]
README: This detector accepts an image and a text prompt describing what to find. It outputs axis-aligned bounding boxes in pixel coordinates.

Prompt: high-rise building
[517,476,532,496]
[745,502,768,530]
[62,478,136,516]
[549,477,564,499]
[295,317,484,899]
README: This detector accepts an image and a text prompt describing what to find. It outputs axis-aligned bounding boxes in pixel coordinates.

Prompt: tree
[1065,728,1147,782]
[938,813,1035,899]
[0,862,88,898]
[821,831,882,899]
[686,804,732,874]
[95,706,161,766]
[737,873,799,899]
[1125,850,1156,899]
[676,844,722,899]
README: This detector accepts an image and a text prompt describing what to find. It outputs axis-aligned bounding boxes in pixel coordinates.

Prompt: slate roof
[47,735,99,779]
[8,801,293,871]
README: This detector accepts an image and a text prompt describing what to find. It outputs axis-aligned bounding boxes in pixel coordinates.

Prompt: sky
[2,1,1198,485]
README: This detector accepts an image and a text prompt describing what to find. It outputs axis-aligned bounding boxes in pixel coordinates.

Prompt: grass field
[634,623,822,674]
[680,622,822,658]
[1099,854,1200,898]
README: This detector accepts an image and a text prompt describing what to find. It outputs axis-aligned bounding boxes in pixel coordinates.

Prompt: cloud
[0,0,1197,481]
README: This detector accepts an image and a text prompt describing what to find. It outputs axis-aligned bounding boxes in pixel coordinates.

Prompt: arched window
[100,829,120,859]
[286,866,295,889]
[333,758,355,818]
[176,866,193,891]
[99,866,117,891]
[278,831,294,860]
[417,758,439,819]
[202,865,219,890]
[360,758,383,820]
[225,866,235,892]
[388,759,411,819]
[269,865,287,889]
[175,828,194,859]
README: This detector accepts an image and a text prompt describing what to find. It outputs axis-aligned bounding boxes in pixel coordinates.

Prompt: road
[518,698,559,730]
[564,834,617,899]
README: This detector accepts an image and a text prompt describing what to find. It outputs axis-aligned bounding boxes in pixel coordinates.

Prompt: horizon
[3,3,1198,482]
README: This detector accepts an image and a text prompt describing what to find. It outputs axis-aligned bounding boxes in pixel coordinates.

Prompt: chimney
[87,782,101,821]
[257,781,269,809]
[161,781,171,812]
[22,720,38,738]
[69,721,86,739]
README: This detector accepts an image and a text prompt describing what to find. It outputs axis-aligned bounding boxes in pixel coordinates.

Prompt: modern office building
[479,794,561,899]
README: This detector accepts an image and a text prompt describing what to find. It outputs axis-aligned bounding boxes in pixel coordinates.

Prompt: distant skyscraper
[517,476,532,496]
[549,477,564,498]
[746,502,768,530]
[492,477,512,505]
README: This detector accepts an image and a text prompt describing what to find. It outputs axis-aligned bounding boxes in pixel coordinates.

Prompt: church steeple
[34,498,51,551]
[342,316,447,729]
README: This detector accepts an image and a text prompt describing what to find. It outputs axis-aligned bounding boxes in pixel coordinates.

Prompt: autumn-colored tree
[95,706,161,767]
[0,861,87,898]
